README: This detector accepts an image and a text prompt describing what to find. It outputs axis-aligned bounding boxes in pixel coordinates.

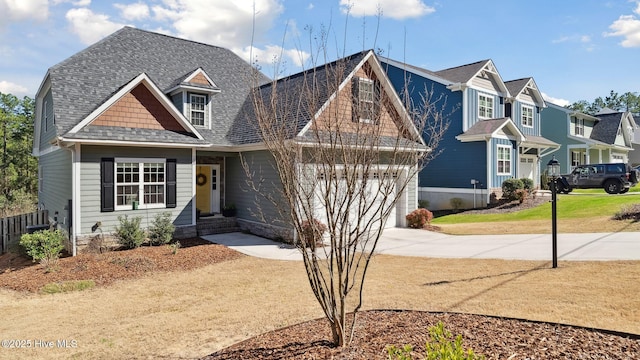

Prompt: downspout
[59,140,78,256]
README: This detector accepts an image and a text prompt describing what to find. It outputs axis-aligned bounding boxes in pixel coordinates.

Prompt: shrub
[501,178,524,201]
[612,203,640,221]
[148,212,175,246]
[540,170,550,191]
[406,208,434,229]
[418,200,430,209]
[386,321,485,360]
[168,241,181,255]
[115,215,145,249]
[450,197,464,210]
[520,178,534,192]
[514,188,528,204]
[299,219,327,248]
[19,229,65,271]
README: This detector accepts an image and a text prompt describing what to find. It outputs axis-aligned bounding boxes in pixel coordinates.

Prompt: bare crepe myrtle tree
[241,50,449,346]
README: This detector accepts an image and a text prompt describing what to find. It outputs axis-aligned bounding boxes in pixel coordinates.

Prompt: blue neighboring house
[382,58,559,210]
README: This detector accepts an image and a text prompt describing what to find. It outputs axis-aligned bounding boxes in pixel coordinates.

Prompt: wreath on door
[196,173,207,186]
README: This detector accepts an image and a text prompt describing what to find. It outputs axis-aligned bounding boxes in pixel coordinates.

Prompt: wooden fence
[1,210,49,254]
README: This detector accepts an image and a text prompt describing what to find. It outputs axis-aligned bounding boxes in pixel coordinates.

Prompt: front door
[196,165,221,214]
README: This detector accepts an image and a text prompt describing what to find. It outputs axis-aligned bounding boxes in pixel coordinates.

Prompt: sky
[1,0,639,107]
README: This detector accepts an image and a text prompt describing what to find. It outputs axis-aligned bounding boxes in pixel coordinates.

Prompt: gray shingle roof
[504,78,530,97]
[47,26,269,145]
[591,112,623,144]
[69,125,209,145]
[433,60,490,83]
[227,50,370,145]
[460,118,511,137]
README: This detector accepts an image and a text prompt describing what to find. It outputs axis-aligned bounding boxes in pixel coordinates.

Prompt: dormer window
[190,94,206,126]
[574,118,584,136]
[478,94,494,119]
[521,105,533,127]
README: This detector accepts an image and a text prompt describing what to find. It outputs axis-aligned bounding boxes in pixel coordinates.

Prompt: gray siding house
[33,27,422,254]
[540,103,637,173]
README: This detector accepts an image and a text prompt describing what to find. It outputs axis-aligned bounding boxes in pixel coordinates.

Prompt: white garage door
[313,170,397,232]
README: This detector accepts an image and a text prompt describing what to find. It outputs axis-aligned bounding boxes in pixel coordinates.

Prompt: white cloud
[53,0,91,5]
[65,8,125,45]
[151,0,284,49]
[0,80,29,95]
[339,0,435,20]
[115,2,150,21]
[542,92,571,107]
[604,14,640,47]
[0,0,49,25]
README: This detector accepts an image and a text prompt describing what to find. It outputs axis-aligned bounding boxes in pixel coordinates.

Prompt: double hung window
[478,94,494,119]
[497,145,511,175]
[115,159,165,209]
[190,94,206,126]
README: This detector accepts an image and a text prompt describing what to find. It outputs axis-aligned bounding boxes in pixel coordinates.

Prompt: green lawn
[432,193,640,225]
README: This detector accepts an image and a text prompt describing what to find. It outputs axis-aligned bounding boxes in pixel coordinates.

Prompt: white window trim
[358,78,375,124]
[496,145,511,175]
[521,104,534,128]
[478,93,494,119]
[190,93,206,126]
[574,118,584,136]
[114,157,166,211]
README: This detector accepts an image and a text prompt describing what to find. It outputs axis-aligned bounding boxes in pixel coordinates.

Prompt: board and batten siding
[490,138,516,188]
[79,145,193,237]
[225,150,290,228]
[38,147,72,226]
[465,88,504,130]
[513,101,540,136]
[39,90,56,150]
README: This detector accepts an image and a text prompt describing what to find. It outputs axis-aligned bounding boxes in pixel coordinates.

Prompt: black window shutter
[100,158,114,212]
[351,77,360,122]
[166,159,177,208]
[505,103,512,118]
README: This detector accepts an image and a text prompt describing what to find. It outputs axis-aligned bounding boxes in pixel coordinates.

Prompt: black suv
[557,163,639,194]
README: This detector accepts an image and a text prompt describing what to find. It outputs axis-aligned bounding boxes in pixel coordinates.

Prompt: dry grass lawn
[1,255,638,359]
[437,216,640,235]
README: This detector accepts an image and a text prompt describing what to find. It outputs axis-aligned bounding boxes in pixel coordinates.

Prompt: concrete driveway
[203,228,640,261]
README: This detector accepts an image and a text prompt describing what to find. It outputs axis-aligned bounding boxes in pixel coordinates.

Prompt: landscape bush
[299,219,328,248]
[418,200,430,209]
[514,188,528,204]
[19,229,65,271]
[148,212,175,246]
[449,197,464,211]
[612,203,640,221]
[520,178,534,192]
[115,215,145,249]
[406,208,434,229]
[386,321,485,359]
[501,178,524,201]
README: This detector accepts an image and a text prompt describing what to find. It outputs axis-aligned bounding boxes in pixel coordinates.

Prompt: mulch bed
[204,310,640,359]
[0,237,244,292]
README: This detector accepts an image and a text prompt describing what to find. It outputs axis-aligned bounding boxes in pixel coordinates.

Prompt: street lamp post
[547,156,560,269]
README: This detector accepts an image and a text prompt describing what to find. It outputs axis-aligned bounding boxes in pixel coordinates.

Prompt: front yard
[0,240,638,358]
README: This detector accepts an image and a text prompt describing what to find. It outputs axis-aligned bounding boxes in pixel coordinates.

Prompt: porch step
[196,216,241,236]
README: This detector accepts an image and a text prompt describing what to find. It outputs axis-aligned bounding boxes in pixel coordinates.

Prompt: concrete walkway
[202,228,640,262]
